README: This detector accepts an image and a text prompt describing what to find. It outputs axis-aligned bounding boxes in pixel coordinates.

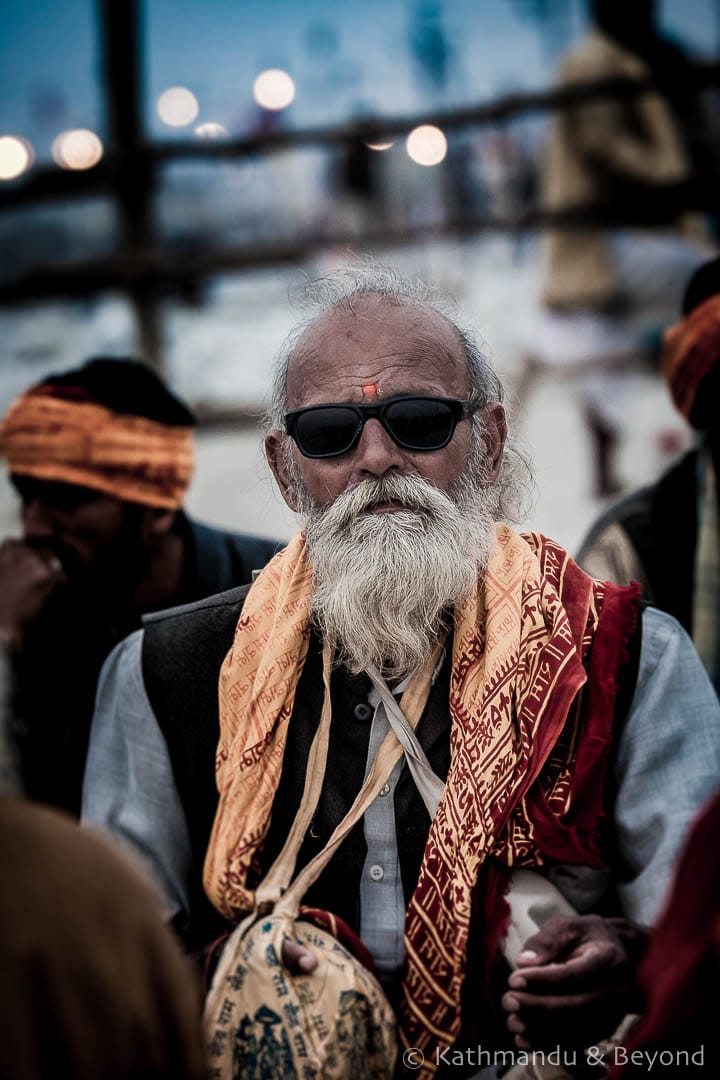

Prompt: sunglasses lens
[385,398,456,449]
[293,406,361,457]
[288,396,465,457]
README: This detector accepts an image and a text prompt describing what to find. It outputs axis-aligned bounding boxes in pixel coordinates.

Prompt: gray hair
[265,261,534,522]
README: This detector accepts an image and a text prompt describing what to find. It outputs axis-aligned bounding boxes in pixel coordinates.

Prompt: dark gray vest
[142,587,452,949]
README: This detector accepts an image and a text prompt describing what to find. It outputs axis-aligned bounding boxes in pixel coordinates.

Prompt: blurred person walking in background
[525,0,713,497]
[0,356,280,815]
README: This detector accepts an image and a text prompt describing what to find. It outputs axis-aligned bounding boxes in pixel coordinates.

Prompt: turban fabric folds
[662,294,720,429]
[0,386,194,510]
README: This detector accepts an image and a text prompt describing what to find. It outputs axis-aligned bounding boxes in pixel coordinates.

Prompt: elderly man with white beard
[83,266,720,1076]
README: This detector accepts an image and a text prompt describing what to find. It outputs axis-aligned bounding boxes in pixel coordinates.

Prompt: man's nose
[352,418,405,477]
[21,499,57,540]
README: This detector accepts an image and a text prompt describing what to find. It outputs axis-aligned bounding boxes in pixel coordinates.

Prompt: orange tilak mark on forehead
[362,383,379,399]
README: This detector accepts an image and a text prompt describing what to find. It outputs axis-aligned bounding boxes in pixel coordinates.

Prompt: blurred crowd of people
[525,0,717,497]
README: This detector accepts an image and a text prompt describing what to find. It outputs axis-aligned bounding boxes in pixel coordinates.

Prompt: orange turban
[662,294,720,429]
[0,386,194,510]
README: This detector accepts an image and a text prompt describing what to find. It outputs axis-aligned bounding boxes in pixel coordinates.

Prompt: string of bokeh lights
[0,67,447,182]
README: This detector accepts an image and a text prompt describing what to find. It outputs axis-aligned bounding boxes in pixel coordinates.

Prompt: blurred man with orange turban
[0,356,280,814]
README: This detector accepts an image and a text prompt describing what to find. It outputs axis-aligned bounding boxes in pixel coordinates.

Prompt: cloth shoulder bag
[204,644,448,1079]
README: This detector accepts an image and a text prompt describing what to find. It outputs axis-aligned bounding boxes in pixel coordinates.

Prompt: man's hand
[501,914,647,1051]
[0,539,66,649]
[281,938,318,975]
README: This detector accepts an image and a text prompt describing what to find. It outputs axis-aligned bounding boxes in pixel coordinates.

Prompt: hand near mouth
[0,539,68,649]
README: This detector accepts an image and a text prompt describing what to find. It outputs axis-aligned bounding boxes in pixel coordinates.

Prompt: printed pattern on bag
[206,916,397,1080]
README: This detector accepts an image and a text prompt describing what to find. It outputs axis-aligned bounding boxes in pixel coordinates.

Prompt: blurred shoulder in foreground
[0,649,207,1080]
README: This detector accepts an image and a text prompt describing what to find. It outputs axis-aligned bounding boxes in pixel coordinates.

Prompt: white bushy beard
[293,441,498,681]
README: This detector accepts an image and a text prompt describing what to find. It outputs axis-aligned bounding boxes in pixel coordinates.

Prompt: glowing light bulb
[194,122,228,139]
[406,125,447,167]
[365,140,394,151]
[253,69,295,111]
[0,135,34,180]
[52,129,103,170]
[157,87,199,127]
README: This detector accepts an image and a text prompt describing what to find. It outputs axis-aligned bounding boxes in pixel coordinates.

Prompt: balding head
[268,265,503,427]
[265,263,532,524]
[285,293,472,414]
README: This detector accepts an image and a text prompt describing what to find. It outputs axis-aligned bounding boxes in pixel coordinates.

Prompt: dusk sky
[2,0,718,165]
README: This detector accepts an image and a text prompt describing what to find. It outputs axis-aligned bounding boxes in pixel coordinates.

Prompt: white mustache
[315,473,453,529]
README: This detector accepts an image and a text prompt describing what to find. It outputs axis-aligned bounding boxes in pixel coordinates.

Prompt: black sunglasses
[285,394,480,459]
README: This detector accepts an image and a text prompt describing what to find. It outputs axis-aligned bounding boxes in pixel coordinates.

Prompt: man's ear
[481,403,507,483]
[265,430,301,512]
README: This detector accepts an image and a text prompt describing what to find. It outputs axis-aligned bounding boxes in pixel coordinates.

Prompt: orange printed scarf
[204,524,631,1075]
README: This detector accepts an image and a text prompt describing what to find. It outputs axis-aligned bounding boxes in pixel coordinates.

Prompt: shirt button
[354,702,372,721]
[379,784,391,797]
[369,864,384,882]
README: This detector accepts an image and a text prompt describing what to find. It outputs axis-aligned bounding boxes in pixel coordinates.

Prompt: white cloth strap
[365,664,445,818]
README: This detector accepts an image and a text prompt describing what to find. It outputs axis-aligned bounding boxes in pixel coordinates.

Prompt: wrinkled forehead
[285,295,469,409]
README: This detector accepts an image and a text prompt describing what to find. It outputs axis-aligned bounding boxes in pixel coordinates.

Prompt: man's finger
[506,1012,526,1034]
[281,938,318,974]
[513,1034,532,1050]
[503,986,608,1015]
[517,914,603,966]
[507,943,622,991]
